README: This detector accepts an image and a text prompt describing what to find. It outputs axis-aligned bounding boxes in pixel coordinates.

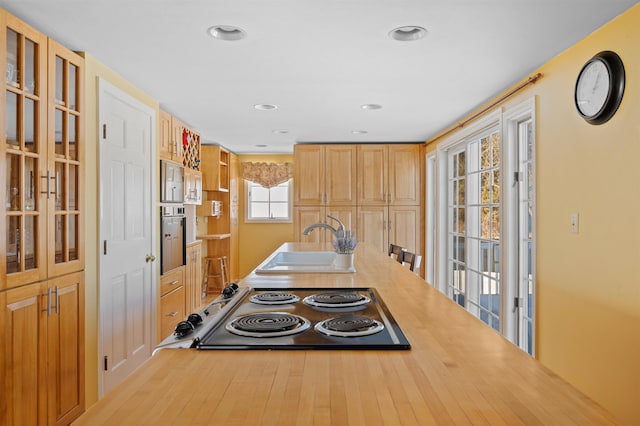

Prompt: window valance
[241,162,293,189]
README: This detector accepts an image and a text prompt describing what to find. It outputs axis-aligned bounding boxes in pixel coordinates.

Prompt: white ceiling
[1,0,637,153]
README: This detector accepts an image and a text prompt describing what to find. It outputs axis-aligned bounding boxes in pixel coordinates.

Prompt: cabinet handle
[167,311,179,317]
[44,287,52,316]
[54,286,59,314]
[41,171,52,198]
[168,280,179,286]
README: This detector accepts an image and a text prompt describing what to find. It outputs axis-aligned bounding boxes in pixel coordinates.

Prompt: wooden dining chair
[399,250,422,273]
[388,243,405,263]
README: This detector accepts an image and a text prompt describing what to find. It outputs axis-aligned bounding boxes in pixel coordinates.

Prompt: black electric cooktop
[197,287,411,350]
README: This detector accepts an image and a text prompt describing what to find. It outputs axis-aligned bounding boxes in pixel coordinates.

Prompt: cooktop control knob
[187,313,203,326]
[173,321,195,338]
[222,283,239,298]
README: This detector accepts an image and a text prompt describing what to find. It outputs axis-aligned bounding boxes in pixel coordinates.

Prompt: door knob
[146,254,156,263]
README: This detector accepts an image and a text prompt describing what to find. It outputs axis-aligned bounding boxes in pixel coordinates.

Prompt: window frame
[244,178,293,223]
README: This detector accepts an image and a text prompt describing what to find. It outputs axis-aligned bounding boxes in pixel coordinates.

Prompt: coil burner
[225,312,311,338]
[315,314,384,337]
[303,291,371,311]
[249,292,300,305]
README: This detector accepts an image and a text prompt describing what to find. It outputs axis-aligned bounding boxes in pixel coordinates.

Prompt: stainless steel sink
[255,251,355,274]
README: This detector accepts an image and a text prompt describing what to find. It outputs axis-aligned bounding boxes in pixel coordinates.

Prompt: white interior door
[98,79,156,396]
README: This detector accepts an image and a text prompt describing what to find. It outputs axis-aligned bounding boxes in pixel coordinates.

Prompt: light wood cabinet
[184,168,202,205]
[201,145,229,192]
[159,266,185,341]
[158,110,173,161]
[168,116,185,163]
[229,153,239,280]
[294,206,356,243]
[1,272,84,426]
[185,241,202,313]
[357,144,420,206]
[2,12,85,424]
[294,144,356,206]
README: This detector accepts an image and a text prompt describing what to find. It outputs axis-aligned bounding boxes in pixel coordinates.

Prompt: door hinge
[513,296,522,313]
[104,355,108,371]
[514,171,523,183]
[102,124,107,139]
[103,240,107,255]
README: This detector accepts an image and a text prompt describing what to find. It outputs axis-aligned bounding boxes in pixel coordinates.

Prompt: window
[245,179,292,223]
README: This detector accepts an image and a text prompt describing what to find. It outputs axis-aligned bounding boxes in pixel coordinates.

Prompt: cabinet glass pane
[5,90,18,147]
[24,97,36,152]
[69,164,77,210]
[55,214,65,263]
[24,156,36,211]
[6,216,20,273]
[25,38,36,93]
[69,215,78,261]
[6,154,20,211]
[69,64,78,110]
[55,109,64,156]
[55,56,64,105]
[24,215,36,270]
[5,28,19,87]
[55,162,65,210]
[69,114,77,160]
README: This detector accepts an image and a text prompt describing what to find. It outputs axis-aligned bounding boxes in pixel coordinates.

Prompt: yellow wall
[80,52,159,406]
[427,5,640,423]
[237,154,294,277]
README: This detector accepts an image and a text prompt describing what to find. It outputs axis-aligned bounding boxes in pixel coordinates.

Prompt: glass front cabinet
[2,13,84,288]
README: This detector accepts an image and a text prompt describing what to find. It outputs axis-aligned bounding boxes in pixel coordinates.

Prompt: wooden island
[75,243,617,425]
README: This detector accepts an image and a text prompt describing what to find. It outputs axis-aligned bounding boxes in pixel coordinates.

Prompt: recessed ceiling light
[207,25,247,41]
[272,129,289,134]
[254,104,278,110]
[389,26,427,41]
[255,144,268,148]
[351,130,368,134]
[361,104,382,110]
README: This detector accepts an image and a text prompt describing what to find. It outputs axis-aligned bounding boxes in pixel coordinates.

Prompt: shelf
[196,233,231,240]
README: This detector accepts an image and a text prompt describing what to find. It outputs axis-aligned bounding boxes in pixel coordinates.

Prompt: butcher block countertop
[75,243,616,425]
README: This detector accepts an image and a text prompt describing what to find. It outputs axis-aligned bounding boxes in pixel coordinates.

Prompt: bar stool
[388,243,405,263]
[202,256,229,294]
[399,250,422,273]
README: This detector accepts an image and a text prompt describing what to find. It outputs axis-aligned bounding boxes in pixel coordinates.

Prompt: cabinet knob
[145,254,156,263]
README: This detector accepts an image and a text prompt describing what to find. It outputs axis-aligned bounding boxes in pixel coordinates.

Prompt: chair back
[399,250,422,273]
[388,243,405,263]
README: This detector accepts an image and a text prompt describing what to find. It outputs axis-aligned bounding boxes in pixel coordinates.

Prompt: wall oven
[160,206,186,274]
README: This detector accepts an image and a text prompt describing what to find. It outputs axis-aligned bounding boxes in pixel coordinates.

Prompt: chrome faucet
[302,215,345,239]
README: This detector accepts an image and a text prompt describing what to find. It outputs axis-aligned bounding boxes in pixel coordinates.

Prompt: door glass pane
[24,38,36,93]
[55,109,64,156]
[55,56,64,105]
[69,215,78,261]
[7,216,20,273]
[6,154,20,211]
[55,162,65,210]
[55,214,65,263]
[69,64,78,110]
[69,164,78,210]
[24,215,36,270]
[24,156,36,211]
[6,29,19,87]
[24,97,36,152]
[69,114,77,160]
[5,90,18,147]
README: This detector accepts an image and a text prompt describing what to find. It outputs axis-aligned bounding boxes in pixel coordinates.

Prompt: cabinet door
[47,39,85,278]
[2,282,48,425]
[47,272,84,426]
[357,206,388,254]
[160,285,185,340]
[294,206,325,243]
[325,145,356,206]
[357,145,388,205]
[158,110,172,161]
[326,206,357,240]
[293,145,324,206]
[185,241,202,314]
[389,205,420,254]
[3,14,49,288]
[170,117,184,163]
[389,144,421,205]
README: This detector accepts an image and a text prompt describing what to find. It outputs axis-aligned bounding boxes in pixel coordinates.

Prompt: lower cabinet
[185,241,202,313]
[294,206,356,243]
[357,205,420,255]
[1,272,85,426]
[159,266,185,341]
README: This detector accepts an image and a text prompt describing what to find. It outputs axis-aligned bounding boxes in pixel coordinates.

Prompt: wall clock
[574,50,625,125]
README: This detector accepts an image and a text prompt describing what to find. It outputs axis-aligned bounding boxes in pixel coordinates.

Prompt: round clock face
[575,59,610,117]
[574,51,625,125]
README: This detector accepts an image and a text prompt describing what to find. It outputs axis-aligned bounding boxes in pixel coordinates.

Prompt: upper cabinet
[158,109,173,161]
[2,12,85,289]
[357,144,420,206]
[201,145,229,192]
[294,144,356,206]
